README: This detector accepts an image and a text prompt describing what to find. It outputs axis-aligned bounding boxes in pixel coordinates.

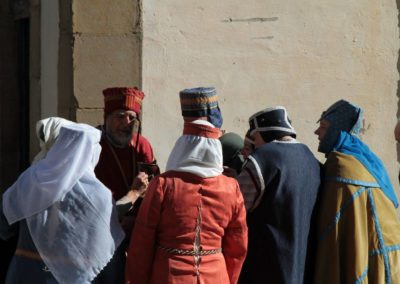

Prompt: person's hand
[395,121,400,142]
[123,190,141,204]
[131,171,149,196]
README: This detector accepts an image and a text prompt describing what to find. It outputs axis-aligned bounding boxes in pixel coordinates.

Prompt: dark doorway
[0,0,30,191]
[0,0,30,281]
[17,18,30,172]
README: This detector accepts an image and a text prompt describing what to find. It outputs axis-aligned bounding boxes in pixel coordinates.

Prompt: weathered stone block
[72,0,140,35]
[76,108,104,126]
[73,34,141,108]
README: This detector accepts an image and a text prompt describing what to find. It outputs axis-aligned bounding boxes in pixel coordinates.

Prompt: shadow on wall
[397,0,400,164]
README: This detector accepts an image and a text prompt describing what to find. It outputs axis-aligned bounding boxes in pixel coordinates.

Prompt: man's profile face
[241,131,255,158]
[314,119,330,145]
[241,141,254,159]
[105,109,138,147]
[253,131,265,149]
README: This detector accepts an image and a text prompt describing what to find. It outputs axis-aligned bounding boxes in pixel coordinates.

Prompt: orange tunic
[126,171,248,284]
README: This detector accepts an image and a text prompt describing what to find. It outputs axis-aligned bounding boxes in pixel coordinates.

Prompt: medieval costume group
[1,86,400,284]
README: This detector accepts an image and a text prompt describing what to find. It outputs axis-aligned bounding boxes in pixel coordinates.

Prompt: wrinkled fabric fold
[166,120,223,178]
[2,123,124,284]
[333,131,398,208]
[32,117,74,164]
[27,176,125,283]
[4,124,99,223]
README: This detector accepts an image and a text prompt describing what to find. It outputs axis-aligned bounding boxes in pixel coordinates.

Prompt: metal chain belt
[158,245,222,256]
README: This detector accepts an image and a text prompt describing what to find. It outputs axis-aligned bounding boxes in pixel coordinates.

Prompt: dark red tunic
[95,133,155,200]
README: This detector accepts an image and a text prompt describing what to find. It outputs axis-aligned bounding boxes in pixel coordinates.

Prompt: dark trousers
[91,242,126,284]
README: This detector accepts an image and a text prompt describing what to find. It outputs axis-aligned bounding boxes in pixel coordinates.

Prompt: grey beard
[105,131,131,148]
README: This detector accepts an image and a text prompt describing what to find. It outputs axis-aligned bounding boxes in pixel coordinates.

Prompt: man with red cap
[94,87,157,284]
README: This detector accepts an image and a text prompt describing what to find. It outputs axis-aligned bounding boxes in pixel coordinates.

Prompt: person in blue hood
[314,99,400,284]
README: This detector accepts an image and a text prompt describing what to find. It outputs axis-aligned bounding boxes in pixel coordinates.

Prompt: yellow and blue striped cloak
[315,151,400,283]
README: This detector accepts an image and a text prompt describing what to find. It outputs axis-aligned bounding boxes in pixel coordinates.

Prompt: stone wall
[140,0,400,188]
[71,0,142,126]
[53,0,400,187]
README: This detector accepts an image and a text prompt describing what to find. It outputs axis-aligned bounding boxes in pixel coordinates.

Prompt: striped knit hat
[179,87,223,128]
[103,87,144,116]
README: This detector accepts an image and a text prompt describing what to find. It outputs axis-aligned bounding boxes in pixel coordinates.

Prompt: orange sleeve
[222,182,248,284]
[125,176,164,284]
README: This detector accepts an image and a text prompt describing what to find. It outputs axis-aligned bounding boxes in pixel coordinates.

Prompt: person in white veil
[32,117,74,163]
[126,87,247,284]
[0,117,72,282]
[0,117,124,284]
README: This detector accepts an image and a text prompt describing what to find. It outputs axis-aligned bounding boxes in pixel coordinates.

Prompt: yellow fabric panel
[325,151,376,183]
[372,189,400,247]
[389,250,400,282]
[315,152,400,284]
[368,251,400,283]
[315,180,369,283]
[368,254,386,284]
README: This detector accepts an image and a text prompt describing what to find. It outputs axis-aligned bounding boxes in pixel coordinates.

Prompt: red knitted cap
[103,87,145,115]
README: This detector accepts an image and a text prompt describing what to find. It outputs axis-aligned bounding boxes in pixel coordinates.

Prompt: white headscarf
[3,122,124,284]
[166,120,223,178]
[32,117,74,164]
